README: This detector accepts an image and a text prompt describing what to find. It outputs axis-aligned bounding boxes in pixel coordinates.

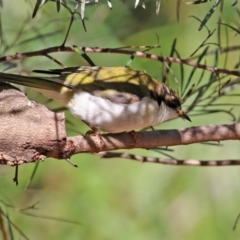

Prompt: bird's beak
[178,109,191,122]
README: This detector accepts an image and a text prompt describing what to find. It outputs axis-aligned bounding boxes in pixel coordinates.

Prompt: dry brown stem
[1,46,240,77]
[65,123,240,154]
[98,152,240,166]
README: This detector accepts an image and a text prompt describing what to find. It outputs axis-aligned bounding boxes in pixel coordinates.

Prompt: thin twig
[99,152,240,167]
[1,46,240,77]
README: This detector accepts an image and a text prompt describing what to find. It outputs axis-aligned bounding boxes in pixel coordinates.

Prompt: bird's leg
[83,121,105,151]
[87,128,105,152]
[85,126,100,136]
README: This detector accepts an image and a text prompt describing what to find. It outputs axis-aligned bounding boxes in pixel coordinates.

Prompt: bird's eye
[165,95,181,109]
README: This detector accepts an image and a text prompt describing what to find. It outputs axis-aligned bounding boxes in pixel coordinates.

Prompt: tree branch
[1,46,240,77]
[0,83,66,166]
[98,152,240,166]
[63,122,240,156]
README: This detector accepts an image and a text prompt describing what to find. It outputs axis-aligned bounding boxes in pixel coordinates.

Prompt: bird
[0,66,191,133]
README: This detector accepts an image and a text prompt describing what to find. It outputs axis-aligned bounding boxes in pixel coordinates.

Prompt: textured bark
[64,123,240,154]
[0,83,66,166]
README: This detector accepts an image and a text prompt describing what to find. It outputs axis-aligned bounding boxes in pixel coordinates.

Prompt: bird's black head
[153,84,191,122]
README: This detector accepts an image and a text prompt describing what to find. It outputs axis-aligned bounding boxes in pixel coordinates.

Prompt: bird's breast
[67,90,163,133]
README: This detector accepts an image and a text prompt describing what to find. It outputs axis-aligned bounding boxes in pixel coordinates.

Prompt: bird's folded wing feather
[34,66,160,104]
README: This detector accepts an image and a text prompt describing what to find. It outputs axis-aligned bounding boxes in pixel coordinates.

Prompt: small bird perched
[0,66,191,133]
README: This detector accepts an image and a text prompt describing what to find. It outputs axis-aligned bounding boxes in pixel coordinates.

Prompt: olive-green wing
[34,66,160,104]
[55,66,157,104]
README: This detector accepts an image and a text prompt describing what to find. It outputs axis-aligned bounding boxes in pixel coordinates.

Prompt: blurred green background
[1,0,240,239]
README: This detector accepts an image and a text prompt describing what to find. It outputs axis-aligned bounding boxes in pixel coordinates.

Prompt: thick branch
[64,123,240,156]
[0,83,66,166]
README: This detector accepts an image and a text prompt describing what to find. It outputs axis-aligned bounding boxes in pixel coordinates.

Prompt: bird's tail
[0,72,72,91]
